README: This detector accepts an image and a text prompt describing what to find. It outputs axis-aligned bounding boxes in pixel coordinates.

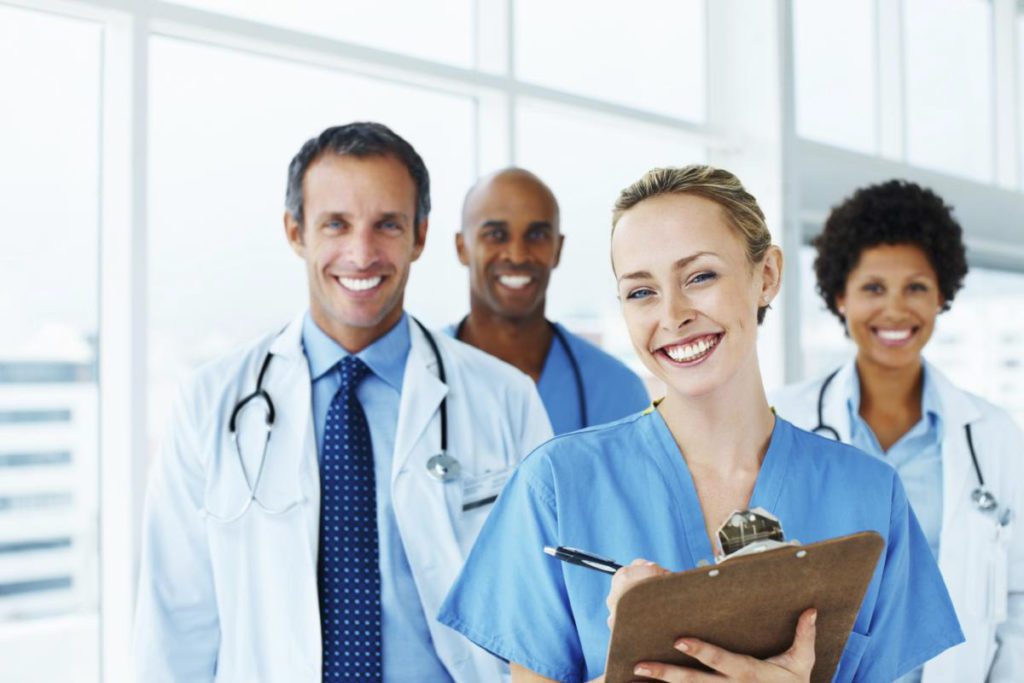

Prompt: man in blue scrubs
[450,168,649,434]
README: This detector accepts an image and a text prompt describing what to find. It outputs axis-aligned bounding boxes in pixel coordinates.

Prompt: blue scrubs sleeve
[851,475,963,682]
[439,458,586,683]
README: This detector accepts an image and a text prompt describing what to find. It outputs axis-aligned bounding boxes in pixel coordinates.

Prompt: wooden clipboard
[604,531,884,683]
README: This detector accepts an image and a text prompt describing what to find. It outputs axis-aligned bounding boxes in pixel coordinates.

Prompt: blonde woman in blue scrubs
[439,166,963,683]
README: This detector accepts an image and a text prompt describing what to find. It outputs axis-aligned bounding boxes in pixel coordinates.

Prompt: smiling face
[457,171,563,322]
[284,152,426,352]
[836,243,942,371]
[612,193,781,399]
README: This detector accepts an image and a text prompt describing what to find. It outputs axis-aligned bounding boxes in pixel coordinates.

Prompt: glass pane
[148,37,477,441]
[515,99,705,381]
[793,0,876,153]
[514,0,706,121]
[798,247,1024,429]
[0,6,101,682]
[904,0,992,182]
[169,0,475,67]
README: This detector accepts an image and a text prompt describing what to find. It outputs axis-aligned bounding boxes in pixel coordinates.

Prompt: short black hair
[285,121,430,228]
[813,179,968,323]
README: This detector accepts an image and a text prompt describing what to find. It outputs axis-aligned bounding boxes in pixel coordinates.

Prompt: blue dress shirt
[444,321,650,434]
[847,366,944,683]
[303,312,454,683]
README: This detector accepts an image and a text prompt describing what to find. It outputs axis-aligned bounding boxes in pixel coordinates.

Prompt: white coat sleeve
[133,379,220,682]
[514,375,554,459]
[989,416,1024,681]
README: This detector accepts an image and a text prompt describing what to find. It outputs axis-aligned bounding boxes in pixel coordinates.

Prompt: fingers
[768,608,817,676]
[668,637,759,680]
[630,661,720,682]
[606,559,670,629]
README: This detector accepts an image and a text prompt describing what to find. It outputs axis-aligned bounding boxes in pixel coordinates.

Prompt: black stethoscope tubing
[228,317,448,449]
[456,317,588,430]
[813,366,999,517]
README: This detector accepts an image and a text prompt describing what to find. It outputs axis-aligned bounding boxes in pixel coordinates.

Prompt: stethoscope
[200,318,459,524]
[813,368,1013,526]
[455,317,588,430]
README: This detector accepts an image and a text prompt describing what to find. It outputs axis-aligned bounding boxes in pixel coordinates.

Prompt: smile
[660,333,722,365]
[336,275,383,292]
[872,327,917,347]
[497,274,533,290]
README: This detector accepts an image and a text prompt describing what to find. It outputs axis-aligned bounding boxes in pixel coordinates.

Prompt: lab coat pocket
[832,630,870,683]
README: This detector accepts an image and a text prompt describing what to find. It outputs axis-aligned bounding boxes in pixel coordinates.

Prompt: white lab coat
[134,314,553,682]
[771,360,1024,682]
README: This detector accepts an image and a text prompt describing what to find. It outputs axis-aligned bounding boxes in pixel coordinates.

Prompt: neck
[309,303,401,354]
[656,357,775,474]
[855,354,923,415]
[459,302,552,382]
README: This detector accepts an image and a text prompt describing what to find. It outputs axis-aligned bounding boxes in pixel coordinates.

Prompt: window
[0,5,102,682]
[514,0,706,121]
[904,0,993,182]
[168,0,476,67]
[793,0,876,153]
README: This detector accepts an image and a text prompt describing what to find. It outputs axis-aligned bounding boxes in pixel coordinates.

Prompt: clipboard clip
[715,507,800,564]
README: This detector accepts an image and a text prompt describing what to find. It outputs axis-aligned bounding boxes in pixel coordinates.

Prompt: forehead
[611,193,743,270]
[465,175,558,223]
[850,243,937,278]
[303,152,416,211]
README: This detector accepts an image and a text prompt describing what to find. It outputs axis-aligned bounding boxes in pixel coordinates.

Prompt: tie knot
[338,355,372,392]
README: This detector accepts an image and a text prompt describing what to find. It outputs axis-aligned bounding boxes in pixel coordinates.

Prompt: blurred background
[1,0,1023,680]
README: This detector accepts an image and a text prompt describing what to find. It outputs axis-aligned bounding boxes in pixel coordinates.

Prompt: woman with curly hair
[772,180,1023,683]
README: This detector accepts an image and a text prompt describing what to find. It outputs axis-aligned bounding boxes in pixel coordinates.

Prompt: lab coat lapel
[268,314,320,560]
[927,362,980,537]
[393,324,448,479]
[824,360,856,444]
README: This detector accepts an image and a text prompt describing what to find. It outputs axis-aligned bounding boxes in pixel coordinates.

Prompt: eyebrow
[314,210,410,223]
[617,251,717,282]
[477,220,554,231]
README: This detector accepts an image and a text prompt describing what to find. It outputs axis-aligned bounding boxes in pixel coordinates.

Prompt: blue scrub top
[438,411,963,683]
[443,321,649,434]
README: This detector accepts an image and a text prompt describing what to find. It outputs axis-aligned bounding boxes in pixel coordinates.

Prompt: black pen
[543,546,623,575]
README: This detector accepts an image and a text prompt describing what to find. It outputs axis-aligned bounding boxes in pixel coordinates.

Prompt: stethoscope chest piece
[972,487,999,513]
[426,452,461,482]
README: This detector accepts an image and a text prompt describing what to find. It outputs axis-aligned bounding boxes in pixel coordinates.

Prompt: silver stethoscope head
[972,487,998,513]
[426,452,461,482]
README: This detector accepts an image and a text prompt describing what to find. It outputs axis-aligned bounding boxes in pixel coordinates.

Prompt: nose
[345,225,380,270]
[660,289,696,331]
[881,288,912,318]
[503,236,529,265]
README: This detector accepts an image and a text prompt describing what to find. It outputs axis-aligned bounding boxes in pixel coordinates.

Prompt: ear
[552,232,565,269]
[284,211,305,257]
[758,245,783,305]
[411,218,429,262]
[455,230,470,266]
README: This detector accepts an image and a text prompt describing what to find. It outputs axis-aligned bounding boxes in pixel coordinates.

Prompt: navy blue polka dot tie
[318,355,382,681]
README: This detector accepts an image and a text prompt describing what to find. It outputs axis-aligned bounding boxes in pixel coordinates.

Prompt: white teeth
[338,276,382,291]
[498,274,532,289]
[877,329,912,341]
[665,336,718,363]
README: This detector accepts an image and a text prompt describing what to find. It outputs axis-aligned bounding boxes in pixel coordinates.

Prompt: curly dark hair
[812,179,968,323]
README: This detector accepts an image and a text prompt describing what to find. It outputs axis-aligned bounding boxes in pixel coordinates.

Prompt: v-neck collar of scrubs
[644,408,792,566]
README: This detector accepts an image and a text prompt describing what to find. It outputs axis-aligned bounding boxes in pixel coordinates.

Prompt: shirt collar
[846,363,944,431]
[301,311,410,391]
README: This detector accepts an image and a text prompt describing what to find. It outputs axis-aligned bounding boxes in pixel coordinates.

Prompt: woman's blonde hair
[612,164,774,323]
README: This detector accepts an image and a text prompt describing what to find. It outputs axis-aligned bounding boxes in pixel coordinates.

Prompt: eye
[908,282,930,293]
[526,228,551,242]
[483,227,508,243]
[325,219,345,231]
[379,219,402,232]
[862,282,884,294]
[626,287,655,300]
[689,271,718,285]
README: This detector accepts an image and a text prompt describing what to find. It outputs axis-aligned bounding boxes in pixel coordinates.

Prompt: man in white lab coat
[134,122,552,682]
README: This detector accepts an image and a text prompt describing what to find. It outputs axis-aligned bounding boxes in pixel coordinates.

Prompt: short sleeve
[853,474,964,681]
[438,454,586,683]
